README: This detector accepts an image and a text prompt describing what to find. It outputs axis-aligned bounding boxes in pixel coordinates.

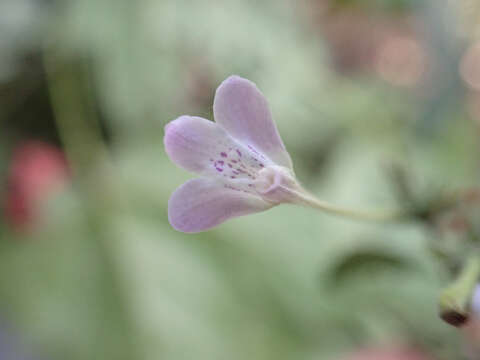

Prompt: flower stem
[294,191,406,222]
[438,253,480,326]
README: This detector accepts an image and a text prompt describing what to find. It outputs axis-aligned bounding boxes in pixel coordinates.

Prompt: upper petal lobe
[164,115,231,174]
[164,115,273,184]
[213,76,293,169]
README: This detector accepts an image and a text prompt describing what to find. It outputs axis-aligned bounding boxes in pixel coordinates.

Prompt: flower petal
[164,115,231,173]
[472,284,480,315]
[168,177,272,233]
[213,75,293,169]
[164,115,273,184]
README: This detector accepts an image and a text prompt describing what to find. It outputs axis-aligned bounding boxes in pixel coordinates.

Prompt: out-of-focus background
[1,0,480,359]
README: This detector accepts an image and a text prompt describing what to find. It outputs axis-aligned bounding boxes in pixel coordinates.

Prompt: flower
[164,75,310,233]
[463,284,480,358]
[164,76,401,232]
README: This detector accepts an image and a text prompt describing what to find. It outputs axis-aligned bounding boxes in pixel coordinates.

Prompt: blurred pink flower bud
[375,36,427,88]
[4,141,69,231]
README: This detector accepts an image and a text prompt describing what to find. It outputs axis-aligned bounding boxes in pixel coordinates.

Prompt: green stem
[293,190,407,222]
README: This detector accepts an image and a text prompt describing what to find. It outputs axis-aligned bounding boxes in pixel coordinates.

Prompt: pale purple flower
[164,75,311,233]
[472,284,480,315]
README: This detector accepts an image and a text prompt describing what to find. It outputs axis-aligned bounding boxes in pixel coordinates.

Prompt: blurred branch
[384,162,465,224]
[43,54,107,177]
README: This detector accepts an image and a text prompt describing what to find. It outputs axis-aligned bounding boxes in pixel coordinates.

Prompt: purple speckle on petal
[230,176,236,179]
[227,163,233,168]
[216,168,223,172]
[248,145,259,154]
[224,184,240,191]
[259,163,264,167]
[218,160,224,165]
[236,149,242,157]
[220,152,227,158]
[231,160,238,163]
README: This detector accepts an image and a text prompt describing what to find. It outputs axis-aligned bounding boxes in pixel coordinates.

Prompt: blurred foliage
[1,0,480,359]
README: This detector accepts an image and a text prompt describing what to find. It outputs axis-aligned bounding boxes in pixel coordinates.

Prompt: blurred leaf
[325,246,415,289]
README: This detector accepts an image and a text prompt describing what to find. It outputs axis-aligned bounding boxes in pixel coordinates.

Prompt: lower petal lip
[168,177,272,233]
[164,120,175,134]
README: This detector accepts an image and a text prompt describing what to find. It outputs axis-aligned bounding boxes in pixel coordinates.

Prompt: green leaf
[324,245,416,289]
